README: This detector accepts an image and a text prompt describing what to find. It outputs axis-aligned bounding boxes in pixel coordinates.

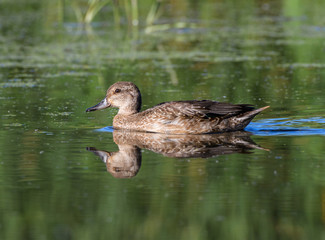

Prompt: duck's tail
[235,106,270,129]
[242,106,270,119]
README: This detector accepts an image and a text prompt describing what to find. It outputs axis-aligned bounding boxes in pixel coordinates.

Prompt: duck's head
[86,81,142,115]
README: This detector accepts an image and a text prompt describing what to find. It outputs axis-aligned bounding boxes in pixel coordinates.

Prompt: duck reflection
[87,130,266,178]
[87,144,141,179]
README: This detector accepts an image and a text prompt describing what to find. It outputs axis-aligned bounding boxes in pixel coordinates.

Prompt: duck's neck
[117,107,139,115]
[117,94,142,115]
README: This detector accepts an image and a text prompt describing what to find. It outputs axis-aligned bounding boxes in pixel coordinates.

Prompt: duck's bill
[86,98,111,112]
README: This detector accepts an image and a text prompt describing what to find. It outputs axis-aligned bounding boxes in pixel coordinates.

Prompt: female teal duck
[86,82,269,134]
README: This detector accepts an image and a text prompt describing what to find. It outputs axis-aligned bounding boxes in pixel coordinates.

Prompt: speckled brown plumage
[86,81,269,134]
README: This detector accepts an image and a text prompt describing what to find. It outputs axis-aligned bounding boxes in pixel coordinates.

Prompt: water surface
[1,0,325,239]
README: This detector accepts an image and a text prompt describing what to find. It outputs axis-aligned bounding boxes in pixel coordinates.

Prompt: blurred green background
[1,0,325,239]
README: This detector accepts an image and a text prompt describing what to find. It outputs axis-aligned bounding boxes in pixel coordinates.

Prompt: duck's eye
[114,88,121,93]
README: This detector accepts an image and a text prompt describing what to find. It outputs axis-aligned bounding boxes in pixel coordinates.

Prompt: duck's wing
[154,100,255,119]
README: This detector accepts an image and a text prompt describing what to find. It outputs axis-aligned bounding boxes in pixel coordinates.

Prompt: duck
[86,81,269,134]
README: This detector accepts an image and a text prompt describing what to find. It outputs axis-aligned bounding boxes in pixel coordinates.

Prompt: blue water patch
[95,126,114,132]
[246,117,325,136]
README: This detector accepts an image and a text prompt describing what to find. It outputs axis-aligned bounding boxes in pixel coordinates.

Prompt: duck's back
[155,100,254,117]
[113,100,266,134]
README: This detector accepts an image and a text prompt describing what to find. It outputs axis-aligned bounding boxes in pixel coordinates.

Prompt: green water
[1,0,325,239]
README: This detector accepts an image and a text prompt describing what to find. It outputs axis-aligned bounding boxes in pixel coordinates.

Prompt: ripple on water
[246,117,325,136]
[0,79,43,88]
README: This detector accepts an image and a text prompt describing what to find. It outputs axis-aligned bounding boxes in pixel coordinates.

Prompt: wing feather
[153,100,254,119]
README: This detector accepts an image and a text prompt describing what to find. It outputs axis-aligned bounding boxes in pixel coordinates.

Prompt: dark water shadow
[246,117,325,136]
[87,130,267,178]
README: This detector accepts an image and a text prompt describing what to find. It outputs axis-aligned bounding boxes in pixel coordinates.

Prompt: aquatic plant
[68,0,162,29]
[70,0,110,23]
